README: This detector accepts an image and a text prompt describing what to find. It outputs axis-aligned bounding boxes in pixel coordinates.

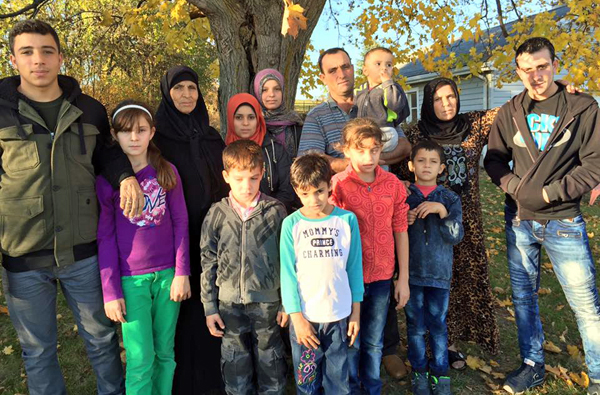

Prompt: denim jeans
[404,285,450,376]
[2,255,124,395]
[505,207,600,380]
[290,319,349,394]
[349,279,391,395]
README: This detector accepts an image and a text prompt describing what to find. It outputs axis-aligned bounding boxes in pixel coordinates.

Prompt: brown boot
[382,354,408,379]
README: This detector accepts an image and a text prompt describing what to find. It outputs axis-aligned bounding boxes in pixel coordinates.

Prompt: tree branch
[0,0,49,19]
[494,0,510,37]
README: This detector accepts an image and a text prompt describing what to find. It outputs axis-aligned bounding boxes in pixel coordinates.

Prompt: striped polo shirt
[297,96,357,158]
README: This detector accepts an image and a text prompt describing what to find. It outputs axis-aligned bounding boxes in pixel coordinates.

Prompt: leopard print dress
[392,108,500,353]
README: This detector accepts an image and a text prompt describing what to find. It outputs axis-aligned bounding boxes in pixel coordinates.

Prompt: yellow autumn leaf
[542,262,553,270]
[479,364,493,374]
[100,9,114,27]
[489,359,500,367]
[569,371,590,388]
[567,345,581,358]
[2,345,14,355]
[0,305,9,315]
[497,298,513,307]
[538,288,552,295]
[543,341,562,353]
[281,0,308,38]
[556,304,565,311]
[492,371,506,379]
[466,355,484,370]
[588,232,595,238]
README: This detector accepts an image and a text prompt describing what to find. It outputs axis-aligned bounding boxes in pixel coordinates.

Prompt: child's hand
[379,68,392,83]
[394,280,410,310]
[277,311,289,327]
[347,302,361,346]
[170,275,191,302]
[407,209,417,225]
[206,313,226,337]
[104,298,127,323]
[414,201,448,219]
[291,313,320,350]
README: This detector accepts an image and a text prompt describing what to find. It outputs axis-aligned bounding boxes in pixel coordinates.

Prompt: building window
[406,90,418,123]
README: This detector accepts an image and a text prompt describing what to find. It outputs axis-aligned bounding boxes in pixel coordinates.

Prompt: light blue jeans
[2,255,124,395]
[505,207,600,380]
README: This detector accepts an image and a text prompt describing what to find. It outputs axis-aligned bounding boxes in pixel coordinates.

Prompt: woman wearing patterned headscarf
[392,78,501,364]
[252,68,304,158]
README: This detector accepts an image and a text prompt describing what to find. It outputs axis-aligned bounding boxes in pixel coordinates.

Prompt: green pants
[121,267,180,395]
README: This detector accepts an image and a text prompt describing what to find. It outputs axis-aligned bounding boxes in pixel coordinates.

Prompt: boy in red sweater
[331,118,409,395]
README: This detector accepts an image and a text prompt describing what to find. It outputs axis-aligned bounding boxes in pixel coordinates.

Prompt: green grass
[1,174,599,394]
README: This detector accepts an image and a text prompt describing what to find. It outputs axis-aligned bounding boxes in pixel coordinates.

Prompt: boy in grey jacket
[355,47,410,170]
[200,139,287,395]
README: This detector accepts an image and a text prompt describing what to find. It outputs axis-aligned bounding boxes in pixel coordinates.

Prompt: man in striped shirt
[297,47,410,173]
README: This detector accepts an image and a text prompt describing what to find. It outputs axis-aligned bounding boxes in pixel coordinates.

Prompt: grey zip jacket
[200,194,287,316]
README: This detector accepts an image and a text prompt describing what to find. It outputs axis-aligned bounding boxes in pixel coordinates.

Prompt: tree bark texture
[187,0,326,132]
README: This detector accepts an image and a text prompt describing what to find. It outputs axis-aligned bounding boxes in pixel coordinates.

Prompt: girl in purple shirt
[96,100,191,395]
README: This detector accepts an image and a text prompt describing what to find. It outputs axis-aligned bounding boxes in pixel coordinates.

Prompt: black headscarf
[154,65,225,209]
[156,65,210,140]
[418,78,471,195]
[418,78,471,144]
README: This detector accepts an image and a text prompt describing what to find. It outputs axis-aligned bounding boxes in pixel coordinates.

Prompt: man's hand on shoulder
[120,177,144,218]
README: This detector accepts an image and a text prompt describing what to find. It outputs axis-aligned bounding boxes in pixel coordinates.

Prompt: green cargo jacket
[0,75,133,270]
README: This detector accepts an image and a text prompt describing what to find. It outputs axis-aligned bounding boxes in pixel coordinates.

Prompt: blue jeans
[349,279,391,395]
[290,319,349,395]
[505,207,600,380]
[404,285,450,376]
[2,255,124,395]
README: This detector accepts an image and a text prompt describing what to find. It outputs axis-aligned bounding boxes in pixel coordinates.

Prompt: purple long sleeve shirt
[97,163,190,303]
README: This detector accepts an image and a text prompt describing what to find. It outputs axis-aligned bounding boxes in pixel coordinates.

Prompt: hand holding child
[277,311,289,327]
[291,313,320,349]
[395,279,410,309]
[206,313,226,337]
[170,275,191,302]
[347,302,361,346]
[104,298,127,323]
[414,201,448,219]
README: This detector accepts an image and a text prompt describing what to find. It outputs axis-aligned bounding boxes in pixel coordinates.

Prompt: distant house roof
[399,5,569,78]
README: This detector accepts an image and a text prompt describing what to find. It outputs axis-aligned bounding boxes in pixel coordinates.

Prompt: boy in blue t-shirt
[405,141,464,395]
[280,153,364,394]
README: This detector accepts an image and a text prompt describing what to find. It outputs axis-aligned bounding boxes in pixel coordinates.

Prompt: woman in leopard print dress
[392,77,500,355]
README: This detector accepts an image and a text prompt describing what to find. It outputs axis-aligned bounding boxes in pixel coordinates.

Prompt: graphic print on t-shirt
[299,226,343,259]
[526,113,560,151]
[127,177,167,227]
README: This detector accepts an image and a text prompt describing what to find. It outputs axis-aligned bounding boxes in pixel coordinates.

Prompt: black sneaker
[411,371,433,395]
[430,374,451,395]
[589,381,600,395]
[503,359,545,394]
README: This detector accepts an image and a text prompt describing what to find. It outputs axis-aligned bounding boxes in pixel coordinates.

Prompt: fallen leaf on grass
[542,262,553,271]
[491,371,506,379]
[466,355,484,370]
[56,314,63,320]
[497,298,513,307]
[567,344,582,359]
[493,287,505,294]
[73,325,78,332]
[560,327,568,343]
[2,345,14,355]
[0,305,9,315]
[491,227,503,233]
[543,341,562,353]
[556,304,565,311]
[489,359,500,367]
[588,232,595,239]
[506,307,515,317]
[569,371,589,388]
[538,288,552,295]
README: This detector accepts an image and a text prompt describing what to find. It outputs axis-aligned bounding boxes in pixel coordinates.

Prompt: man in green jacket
[0,20,143,395]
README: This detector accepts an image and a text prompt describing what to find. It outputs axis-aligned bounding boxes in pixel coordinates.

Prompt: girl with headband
[96,100,191,394]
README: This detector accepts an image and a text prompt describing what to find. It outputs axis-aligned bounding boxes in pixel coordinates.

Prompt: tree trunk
[187,0,326,132]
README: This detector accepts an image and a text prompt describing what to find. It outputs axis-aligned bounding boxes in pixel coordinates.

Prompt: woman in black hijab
[154,65,228,394]
[392,77,501,363]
